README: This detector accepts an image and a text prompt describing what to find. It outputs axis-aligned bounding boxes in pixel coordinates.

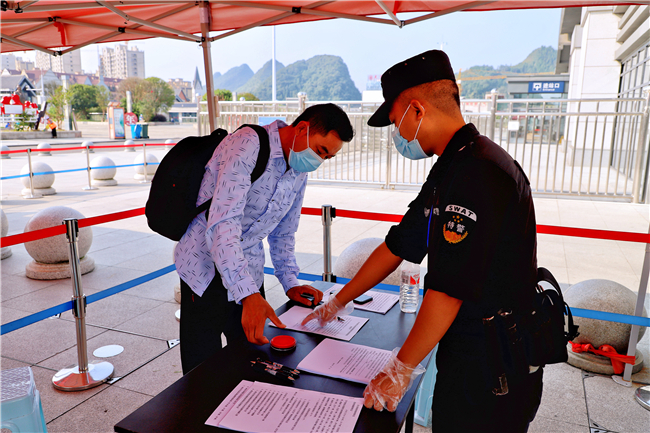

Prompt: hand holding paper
[363,347,426,412]
[301,295,354,327]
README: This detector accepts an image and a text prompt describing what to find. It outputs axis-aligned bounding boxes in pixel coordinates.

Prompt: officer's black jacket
[385,123,538,341]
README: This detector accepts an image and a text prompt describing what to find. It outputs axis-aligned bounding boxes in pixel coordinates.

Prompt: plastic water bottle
[400,261,420,313]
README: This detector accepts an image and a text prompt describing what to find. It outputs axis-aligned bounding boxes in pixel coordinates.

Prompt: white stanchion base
[92,179,118,187]
[612,375,632,387]
[93,345,124,358]
[52,361,114,391]
[22,188,54,196]
[1,247,12,260]
[175,309,180,322]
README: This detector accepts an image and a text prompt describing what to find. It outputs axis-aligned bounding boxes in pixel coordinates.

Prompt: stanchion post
[23,148,42,199]
[52,219,113,391]
[632,90,649,204]
[321,205,336,282]
[82,143,98,191]
[620,220,650,388]
[140,143,150,184]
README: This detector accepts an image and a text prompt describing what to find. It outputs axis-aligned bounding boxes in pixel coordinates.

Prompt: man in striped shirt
[175,104,354,373]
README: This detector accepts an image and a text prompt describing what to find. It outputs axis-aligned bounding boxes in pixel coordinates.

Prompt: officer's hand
[286,285,323,307]
[363,348,426,412]
[240,293,285,345]
[301,295,354,327]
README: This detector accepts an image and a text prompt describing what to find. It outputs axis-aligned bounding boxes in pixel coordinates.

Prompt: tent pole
[200,1,216,132]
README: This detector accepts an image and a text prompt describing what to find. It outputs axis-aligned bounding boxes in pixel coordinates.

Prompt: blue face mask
[289,124,324,173]
[392,105,428,160]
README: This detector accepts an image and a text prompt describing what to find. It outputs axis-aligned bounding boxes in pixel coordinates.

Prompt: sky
[16,8,562,93]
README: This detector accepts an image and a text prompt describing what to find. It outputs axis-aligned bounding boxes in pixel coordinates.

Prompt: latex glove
[300,295,354,327]
[363,348,426,412]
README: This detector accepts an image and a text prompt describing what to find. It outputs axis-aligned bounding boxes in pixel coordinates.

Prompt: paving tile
[74,264,145,292]
[1,305,39,326]
[583,374,650,433]
[1,273,62,302]
[30,364,109,423]
[1,357,29,369]
[113,301,180,341]
[528,414,590,433]
[0,247,34,276]
[45,385,151,433]
[1,318,107,364]
[1,280,89,314]
[536,363,589,426]
[121,270,178,303]
[113,345,183,397]
[59,293,165,328]
[37,329,169,379]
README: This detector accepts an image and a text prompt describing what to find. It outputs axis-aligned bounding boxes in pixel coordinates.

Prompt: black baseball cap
[367,50,456,127]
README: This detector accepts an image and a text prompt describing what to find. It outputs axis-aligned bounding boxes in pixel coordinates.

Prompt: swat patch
[442,204,477,244]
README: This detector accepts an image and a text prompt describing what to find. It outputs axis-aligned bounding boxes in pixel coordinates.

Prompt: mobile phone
[301,293,315,302]
[353,294,373,305]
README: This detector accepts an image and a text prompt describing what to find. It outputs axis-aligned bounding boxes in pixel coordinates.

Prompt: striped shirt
[174,120,307,303]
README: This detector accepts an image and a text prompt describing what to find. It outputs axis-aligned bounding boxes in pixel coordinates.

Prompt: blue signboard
[529,81,565,93]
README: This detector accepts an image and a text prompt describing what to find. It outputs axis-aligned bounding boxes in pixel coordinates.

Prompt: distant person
[175,104,354,374]
[302,51,541,432]
[40,114,57,138]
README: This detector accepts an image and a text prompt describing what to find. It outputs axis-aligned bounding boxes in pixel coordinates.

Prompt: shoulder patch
[442,204,476,244]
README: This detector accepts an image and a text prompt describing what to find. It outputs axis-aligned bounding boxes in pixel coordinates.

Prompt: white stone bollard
[1,144,10,159]
[165,139,175,150]
[124,139,136,152]
[37,142,52,156]
[565,279,648,374]
[80,141,95,153]
[134,153,158,180]
[20,161,56,195]
[333,238,402,286]
[23,206,94,279]
[1,209,12,259]
[90,156,118,186]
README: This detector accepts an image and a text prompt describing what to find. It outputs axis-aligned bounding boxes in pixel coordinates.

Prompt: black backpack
[145,124,270,241]
[522,267,580,367]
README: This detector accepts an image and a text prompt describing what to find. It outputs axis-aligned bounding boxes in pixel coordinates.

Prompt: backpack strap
[537,267,579,340]
[200,124,271,220]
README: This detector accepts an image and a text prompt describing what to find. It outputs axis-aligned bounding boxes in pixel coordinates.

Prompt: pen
[256,358,300,376]
[336,316,345,322]
[251,362,296,381]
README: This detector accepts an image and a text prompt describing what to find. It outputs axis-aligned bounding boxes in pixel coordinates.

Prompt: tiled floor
[1,129,649,433]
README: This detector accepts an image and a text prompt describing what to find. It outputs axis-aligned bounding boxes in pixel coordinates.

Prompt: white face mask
[392,105,428,160]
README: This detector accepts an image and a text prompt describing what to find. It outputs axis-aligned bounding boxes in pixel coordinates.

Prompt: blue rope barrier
[0,264,176,335]
[1,162,161,181]
[2,265,647,335]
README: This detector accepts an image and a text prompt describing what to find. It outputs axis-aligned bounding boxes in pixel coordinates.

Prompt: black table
[115,287,431,433]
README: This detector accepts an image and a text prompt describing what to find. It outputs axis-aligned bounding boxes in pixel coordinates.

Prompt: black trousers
[179,275,264,374]
[431,344,543,433]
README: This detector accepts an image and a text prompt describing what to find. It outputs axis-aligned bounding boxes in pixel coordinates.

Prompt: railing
[197,95,650,202]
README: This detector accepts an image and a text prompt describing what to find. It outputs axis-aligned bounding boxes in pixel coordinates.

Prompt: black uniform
[385,123,542,432]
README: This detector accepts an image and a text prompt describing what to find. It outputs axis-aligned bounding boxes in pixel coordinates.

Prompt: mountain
[213,64,254,92]
[459,46,557,99]
[236,60,284,95]
[240,55,361,101]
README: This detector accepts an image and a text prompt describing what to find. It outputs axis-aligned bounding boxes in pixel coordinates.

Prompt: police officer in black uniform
[302,50,543,432]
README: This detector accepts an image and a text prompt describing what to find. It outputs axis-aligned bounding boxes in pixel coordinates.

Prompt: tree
[202,89,232,101]
[117,77,174,121]
[95,86,110,117]
[141,77,175,120]
[236,92,259,101]
[47,86,68,126]
[68,84,99,119]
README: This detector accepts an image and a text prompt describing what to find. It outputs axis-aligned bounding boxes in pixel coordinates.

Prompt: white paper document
[272,306,368,341]
[322,284,399,315]
[297,339,392,384]
[206,380,363,433]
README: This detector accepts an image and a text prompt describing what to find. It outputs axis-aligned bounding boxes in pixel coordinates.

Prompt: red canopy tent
[1,0,644,128]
